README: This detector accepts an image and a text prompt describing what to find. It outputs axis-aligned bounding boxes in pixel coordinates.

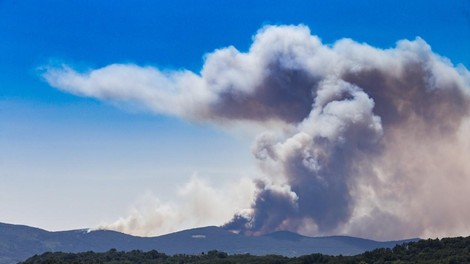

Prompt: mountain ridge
[0,222,418,264]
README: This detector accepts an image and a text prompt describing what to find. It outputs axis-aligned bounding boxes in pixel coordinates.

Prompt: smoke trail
[98,176,255,237]
[44,25,470,240]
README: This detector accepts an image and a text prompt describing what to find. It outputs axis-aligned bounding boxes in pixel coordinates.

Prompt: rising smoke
[44,25,470,240]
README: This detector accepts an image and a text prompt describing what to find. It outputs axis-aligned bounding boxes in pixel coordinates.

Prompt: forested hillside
[21,236,470,263]
[0,223,416,264]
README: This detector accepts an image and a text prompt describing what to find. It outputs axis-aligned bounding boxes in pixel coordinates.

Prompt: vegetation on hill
[20,236,470,264]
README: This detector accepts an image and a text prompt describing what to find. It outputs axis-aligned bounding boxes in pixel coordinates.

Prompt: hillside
[19,236,470,264]
[0,222,417,264]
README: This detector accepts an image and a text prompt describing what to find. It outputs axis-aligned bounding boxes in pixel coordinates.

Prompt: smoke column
[44,25,470,240]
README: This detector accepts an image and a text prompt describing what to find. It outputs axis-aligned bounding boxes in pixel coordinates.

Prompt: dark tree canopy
[20,236,470,264]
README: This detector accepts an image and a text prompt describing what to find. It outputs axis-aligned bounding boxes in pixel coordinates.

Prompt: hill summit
[0,222,417,264]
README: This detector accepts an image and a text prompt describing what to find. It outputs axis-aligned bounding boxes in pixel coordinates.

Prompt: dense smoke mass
[44,25,470,240]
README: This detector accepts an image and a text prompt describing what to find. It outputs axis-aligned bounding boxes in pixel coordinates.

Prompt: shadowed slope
[0,222,417,264]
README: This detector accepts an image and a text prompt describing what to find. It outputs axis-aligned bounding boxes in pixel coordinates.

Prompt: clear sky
[1,0,470,237]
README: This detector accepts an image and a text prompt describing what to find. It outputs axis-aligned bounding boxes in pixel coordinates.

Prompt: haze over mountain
[0,222,417,264]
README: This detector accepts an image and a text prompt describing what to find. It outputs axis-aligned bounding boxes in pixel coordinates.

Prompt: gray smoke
[44,25,470,240]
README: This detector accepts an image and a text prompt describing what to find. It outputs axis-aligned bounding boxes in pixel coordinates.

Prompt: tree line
[20,236,470,263]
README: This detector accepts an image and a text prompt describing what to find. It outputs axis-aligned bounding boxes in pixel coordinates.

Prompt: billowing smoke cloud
[44,25,470,240]
[98,176,255,237]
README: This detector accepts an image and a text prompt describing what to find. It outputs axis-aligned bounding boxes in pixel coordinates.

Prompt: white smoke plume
[98,176,255,237]
[44,25,470,240]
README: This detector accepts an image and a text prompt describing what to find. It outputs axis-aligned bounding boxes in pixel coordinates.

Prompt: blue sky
[1,0,470,233]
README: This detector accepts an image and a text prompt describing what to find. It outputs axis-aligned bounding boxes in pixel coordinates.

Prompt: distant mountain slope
[0,222,418,264]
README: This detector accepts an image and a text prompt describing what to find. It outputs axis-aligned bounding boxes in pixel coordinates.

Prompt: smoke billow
[97,176,255,237]
[44,25,470,240]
